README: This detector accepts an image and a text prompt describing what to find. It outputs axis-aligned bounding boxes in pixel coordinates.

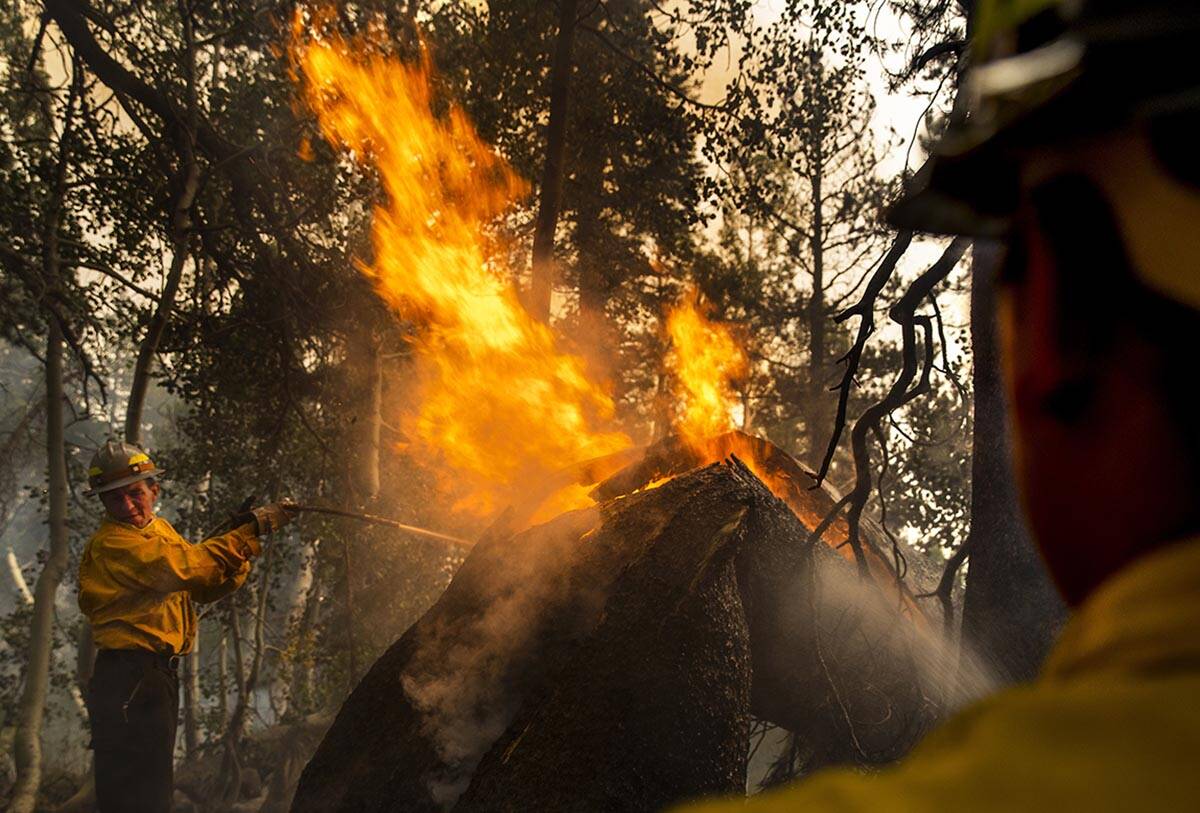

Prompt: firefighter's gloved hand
[251,499,298,535]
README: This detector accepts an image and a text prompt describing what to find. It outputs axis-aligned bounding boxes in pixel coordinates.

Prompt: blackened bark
[961,243,1066,683]
[295,446,939,811]
[457,515,751,812]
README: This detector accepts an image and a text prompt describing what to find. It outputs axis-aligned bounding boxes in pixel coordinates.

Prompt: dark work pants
[86,649,180,813]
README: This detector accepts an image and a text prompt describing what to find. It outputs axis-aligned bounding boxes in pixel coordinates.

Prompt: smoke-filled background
[0,1,1064,811]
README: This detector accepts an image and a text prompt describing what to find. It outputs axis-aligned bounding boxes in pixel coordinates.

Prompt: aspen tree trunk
[181,481,206,756]
[182,645,200,757]
[10,320,71,813]
[218,632,229,724]
[272,549,315,720]
[5,550,84,717]
[10,67,77,809]
[529,0,580,321]
[293,571,322,712]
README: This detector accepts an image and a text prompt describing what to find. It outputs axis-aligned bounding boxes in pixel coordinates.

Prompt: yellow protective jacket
[78,516,262,655]
[678,536,1200,812]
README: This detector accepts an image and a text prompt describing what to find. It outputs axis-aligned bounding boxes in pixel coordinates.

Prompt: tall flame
[665,290,748,443]
[292,23,630,514]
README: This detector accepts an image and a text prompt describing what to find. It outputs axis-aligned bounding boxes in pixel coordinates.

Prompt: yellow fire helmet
[888,0,1200,313]
[84,440,164,497]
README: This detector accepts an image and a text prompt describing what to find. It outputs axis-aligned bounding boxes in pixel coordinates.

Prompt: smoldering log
[456,465,754,812]
[595,432,942,763]
[293,444,941,812]
[294,464,758,811]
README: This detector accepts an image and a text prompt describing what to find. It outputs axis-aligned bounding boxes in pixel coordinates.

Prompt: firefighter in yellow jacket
[79,440,296,813]
[680,0,1200,810]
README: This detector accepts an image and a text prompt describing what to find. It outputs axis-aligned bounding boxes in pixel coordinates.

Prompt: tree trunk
[529,0,580,321]
[11,77,76,807]
[960,243,1066,683]
[182,645,200,758]
[294,564,322,714]
[805,158,828,465]
[10,319,71,813]
[5,549,84,718]
[218,631,229,724]
[75,626,94,706]
[124,159,199,445]
[361,339,382,503]
[575,152,606,329]
[125,0,201,445]
[271,546,315,720]
[340,535,358,690]
[219,600,249,806]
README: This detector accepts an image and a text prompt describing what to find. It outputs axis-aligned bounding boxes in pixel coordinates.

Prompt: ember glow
[292,23,630,514]
[665,291,749,443]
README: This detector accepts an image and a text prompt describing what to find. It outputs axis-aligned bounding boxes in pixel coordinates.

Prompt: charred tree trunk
[295,465,757,812]
[960,243,1066,683]
[529,0,580,321]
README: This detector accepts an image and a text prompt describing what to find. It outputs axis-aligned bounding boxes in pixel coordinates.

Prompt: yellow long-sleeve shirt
[78,516,262,655]
[678,536,1200,812]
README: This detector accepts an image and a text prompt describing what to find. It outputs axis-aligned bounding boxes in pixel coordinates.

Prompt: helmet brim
[84,467,164,497]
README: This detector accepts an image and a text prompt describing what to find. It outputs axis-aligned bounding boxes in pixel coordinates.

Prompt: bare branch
[812,229,914,485]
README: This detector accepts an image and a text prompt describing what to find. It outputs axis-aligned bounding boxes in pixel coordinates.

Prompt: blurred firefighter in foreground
[79,440,296,812]
[683,0,1200,810]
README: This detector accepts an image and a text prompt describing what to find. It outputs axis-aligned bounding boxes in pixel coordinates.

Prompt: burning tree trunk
[294,437,942,811]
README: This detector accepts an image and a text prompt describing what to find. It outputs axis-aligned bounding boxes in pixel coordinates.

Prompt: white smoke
[399,507,604,808]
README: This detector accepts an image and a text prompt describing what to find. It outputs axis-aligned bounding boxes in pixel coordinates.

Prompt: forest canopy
[0,2,1064,811]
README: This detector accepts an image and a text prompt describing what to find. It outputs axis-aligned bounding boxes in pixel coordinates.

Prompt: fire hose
[287,503,471,547]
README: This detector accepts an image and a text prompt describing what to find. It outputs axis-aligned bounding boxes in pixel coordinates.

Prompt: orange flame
[292,22,630,514]
[665,290,748,443]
